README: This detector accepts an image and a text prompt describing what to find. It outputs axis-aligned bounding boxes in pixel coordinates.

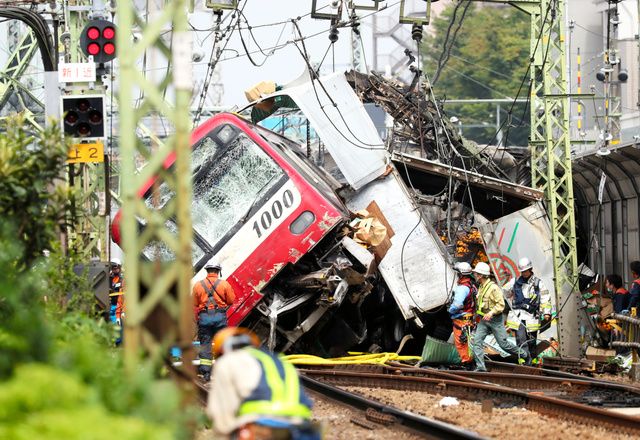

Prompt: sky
[186,0,438,107]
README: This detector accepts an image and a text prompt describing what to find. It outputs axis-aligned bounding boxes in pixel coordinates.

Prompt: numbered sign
[67,142,104,164]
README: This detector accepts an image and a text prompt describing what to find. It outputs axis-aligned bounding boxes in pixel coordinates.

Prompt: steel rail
[302,362,640,399]
[301,376,484,440]
[484,359,640,388]
[379,363,640,405]
[299,369,640,434]
[186,364,482,439]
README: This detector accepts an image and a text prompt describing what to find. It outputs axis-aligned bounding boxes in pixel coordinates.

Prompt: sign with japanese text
[58,63,97,83]
[67,142,104,164]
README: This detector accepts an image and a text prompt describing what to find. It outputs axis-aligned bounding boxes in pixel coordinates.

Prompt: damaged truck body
[113,70,550,355]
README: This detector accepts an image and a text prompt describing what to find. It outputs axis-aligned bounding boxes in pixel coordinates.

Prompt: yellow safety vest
[476,280,499,317]
[238,348,311,419]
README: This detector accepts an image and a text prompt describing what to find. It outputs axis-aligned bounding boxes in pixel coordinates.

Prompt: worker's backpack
[198,279,228,327]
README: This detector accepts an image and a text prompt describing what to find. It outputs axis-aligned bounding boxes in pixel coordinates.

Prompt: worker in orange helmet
[193,260,236,381]
[207,327,319,440]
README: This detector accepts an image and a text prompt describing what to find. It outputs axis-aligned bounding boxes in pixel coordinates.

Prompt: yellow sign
[67,142,104,164]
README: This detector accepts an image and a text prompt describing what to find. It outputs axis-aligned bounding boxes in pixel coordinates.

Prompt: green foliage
[423,4,531,146]
[0,225,50,376]
[0,117,74,268]
[0,365,174,440]
[0,123,191,439]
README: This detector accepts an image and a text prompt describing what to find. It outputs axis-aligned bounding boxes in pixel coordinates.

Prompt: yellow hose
[282,352,421,366]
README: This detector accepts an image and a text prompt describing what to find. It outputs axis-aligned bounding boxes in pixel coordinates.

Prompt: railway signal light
[61,95,106,139]
[80,20,117,64]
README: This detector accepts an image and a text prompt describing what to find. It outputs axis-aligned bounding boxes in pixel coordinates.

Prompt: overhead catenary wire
[193,1,248,125]
[472,2,553,156]
[492,10,555,166]
[432,0,472,86]
[291,20,386,151]
[237,12,287,67]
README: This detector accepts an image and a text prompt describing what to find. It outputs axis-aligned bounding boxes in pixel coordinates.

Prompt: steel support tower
[117,0,195,373]
[522,0,581,356]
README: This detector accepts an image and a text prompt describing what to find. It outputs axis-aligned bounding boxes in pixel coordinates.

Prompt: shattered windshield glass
[192,130,285,249]
[140,124,285,256]
[143,137,220,212]
[142,220,205,263]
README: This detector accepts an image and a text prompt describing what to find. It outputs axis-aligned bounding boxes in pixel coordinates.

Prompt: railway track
[188,367,481,439]
[298,366,640,435]
[484,359,637,385]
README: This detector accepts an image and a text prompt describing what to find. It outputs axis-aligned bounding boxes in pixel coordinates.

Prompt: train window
[192,136,222,174]
[141,220,206,263]
[191,131,285,249]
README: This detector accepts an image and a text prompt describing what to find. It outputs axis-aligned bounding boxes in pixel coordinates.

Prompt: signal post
[59,3,116,260]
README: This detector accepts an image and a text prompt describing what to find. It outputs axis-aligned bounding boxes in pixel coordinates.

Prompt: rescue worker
[207,327,319,440]
[503,257,552,365]
[193,261,235,381]
[605,274,629,314]
[629,261,640,311]
[471,262,523,372]
[109,258,124,325]
[448,262,476,369]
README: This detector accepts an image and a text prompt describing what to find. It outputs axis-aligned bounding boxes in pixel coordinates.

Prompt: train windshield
[142,124,286,264]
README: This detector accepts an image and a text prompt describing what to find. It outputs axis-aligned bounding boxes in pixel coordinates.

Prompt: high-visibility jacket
[116,293,125,319]
[192,273,235,320]
[109,274,124,305]
[503,275,552,331]
[238,348,312,419]
[476,279,505,317]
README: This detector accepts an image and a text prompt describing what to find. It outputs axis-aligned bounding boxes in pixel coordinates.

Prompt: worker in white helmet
[502,257,552,365]
[471,262,524,372]
[448,262,477,369]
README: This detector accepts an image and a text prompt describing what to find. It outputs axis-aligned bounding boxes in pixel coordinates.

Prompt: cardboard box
[585,346,616,362]
[599,297,613,318]
[365,201,394,263]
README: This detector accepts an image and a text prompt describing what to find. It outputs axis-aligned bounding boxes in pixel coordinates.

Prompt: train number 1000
[251,189,295,238]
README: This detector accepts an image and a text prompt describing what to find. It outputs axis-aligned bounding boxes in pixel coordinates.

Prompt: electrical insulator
[329,26,339,43]
[411,23,423,42]
[618,69,628,82]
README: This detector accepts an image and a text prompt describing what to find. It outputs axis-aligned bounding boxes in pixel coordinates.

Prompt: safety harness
[513,275,541,314]
[458,277,477,316]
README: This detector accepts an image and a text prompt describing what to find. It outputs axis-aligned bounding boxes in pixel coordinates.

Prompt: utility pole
[60,1,111,261]
[117,0,195,385]
[524,0,582,356]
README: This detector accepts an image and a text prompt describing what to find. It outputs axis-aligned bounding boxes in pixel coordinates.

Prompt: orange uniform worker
[116,292,125,324]
[192,260,235,380]
[448,262,477,369]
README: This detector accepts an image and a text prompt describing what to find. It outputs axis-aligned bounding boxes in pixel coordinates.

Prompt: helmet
[111,257,122,267]
[454,262,473,275]
[518,257,533,272]
[473,262,491,276]
[204,260,222,271]
[212,327,260,358]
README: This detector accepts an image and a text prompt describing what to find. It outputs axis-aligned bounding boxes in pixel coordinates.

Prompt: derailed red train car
[113,113,391,354]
